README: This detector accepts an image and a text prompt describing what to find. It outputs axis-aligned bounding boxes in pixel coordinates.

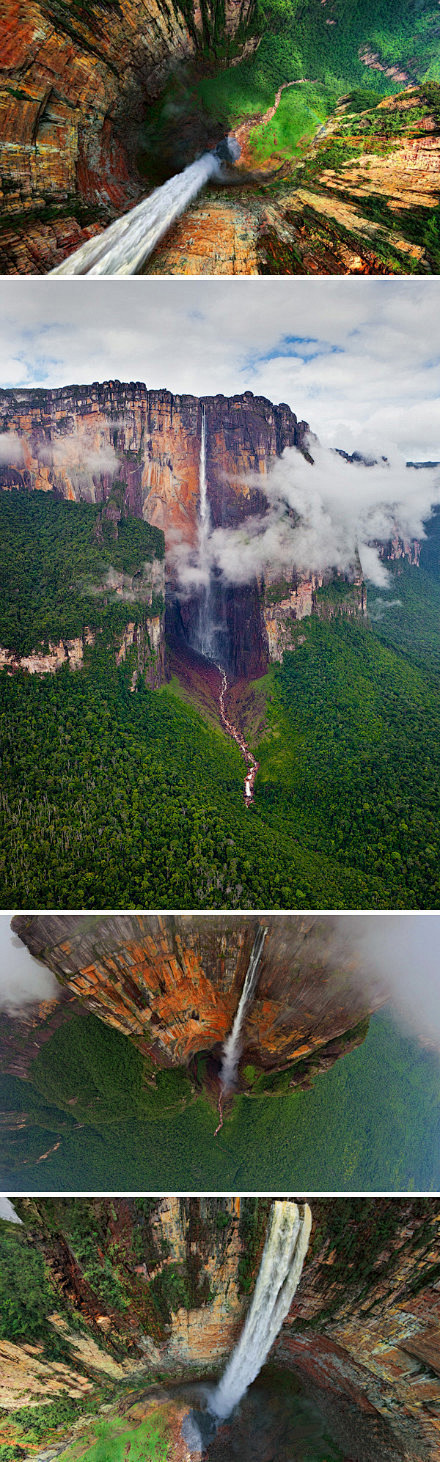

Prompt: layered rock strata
[145,87,440,276]
[1,1197,440,1461]
[11,913,380,1078]
[0,0,257,273]
[0,382,367,675]
[0,383,309,544]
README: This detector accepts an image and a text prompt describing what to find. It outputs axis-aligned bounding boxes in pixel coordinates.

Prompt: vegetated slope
[4,0,440,275]
[145,4,440,276]
[3,1194,440,1461]
[198,0,437,137]
[1,1008,439,1190]
[255,614,440,907]
[0,490,164,655]
[369,548,440,673]
[2,578,440,905]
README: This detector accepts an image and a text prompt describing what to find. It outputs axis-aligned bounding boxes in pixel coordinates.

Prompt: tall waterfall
[219,925,268,1094]
[209,1200,312,1421]
[199,404,208,532]
[49,153,222,276]
[195,404,216,659]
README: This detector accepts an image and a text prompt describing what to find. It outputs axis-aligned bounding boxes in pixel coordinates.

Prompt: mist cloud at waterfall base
[333,916,440,1052]
[0,920,59,1012]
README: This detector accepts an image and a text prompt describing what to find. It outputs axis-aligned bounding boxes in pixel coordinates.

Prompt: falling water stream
[50,154,220,276]
[182,1200,312,1451]
[217,666,259,807]
[214,925,267,1135]
[193,407,259,805]
[50,140,239,275]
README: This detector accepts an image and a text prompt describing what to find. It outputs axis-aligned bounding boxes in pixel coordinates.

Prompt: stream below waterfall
[217,665,259,806]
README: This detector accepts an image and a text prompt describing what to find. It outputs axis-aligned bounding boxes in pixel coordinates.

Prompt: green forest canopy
[0,490,164,656]
[1,1008,439,1191]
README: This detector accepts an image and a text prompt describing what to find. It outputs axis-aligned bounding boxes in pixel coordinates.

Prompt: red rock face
[5,1196,440,1462]
[0,0,258,272]
[0,382,307,543]
[0,382,312,675]
[11,914,379,1078]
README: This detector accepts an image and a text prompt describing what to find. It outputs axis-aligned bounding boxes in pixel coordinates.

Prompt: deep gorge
[3,0,440,273]
[1,1196,440,1461]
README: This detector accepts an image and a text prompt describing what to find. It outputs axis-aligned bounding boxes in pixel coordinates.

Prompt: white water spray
[220,925,268,1095]
[50,153,222,276]
[209,1200,312,1421]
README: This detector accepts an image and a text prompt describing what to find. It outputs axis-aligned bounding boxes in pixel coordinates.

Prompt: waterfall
[219,925,268,1095]
[195,404,216,659]
[49,153,222,276]
[199,404,208,532]
[209,1200,312,1421]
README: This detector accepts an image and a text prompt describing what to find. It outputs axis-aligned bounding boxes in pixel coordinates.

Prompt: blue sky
[1,277,440,457]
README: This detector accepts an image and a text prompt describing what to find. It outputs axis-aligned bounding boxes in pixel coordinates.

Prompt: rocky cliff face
[2,1197,440,1461]
[144,86,440,276]
[2,11,440,281]
[0,0,257,273]
[0,383,308,544]
[10,914,380,1084]
[0,382,369,677]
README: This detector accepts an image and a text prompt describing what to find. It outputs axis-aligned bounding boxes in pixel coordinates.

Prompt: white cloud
[38,430,119,485]
[0,432,24,464]
[0,918,59,1011]
[334,915,440,1051]
[0,278,439,460]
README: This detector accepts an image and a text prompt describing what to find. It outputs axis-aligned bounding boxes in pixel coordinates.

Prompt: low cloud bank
[333,915,440,1049]
[0,432,24,464]
[38,430,119,484]
[174,439,440,593]
[0,921,59,1011]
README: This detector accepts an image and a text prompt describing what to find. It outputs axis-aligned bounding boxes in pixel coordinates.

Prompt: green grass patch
[249,82,334,161]
[58,1413,170,1462]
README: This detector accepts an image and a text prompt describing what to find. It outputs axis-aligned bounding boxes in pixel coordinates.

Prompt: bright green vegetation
[59,1415,170,1462]
[0,646,381,910]
[248,81,332,163]
[369,552,440,673]
[0,491,164,656]
[0,1221,67,1351]
[197,0,438,150]
[139,0,440,185]
[256,613,440,907]
[1,1008,439,1190]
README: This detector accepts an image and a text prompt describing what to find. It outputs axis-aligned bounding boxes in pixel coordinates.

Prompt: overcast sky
[1,278,439,459]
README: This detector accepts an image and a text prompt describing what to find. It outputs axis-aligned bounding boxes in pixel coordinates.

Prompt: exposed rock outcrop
[0,0,257,273]
[10,913,381,1080]
[145,87,440,276]
[2,1197,440,1461]
[0,382,368,676]
[0,383,308,544]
